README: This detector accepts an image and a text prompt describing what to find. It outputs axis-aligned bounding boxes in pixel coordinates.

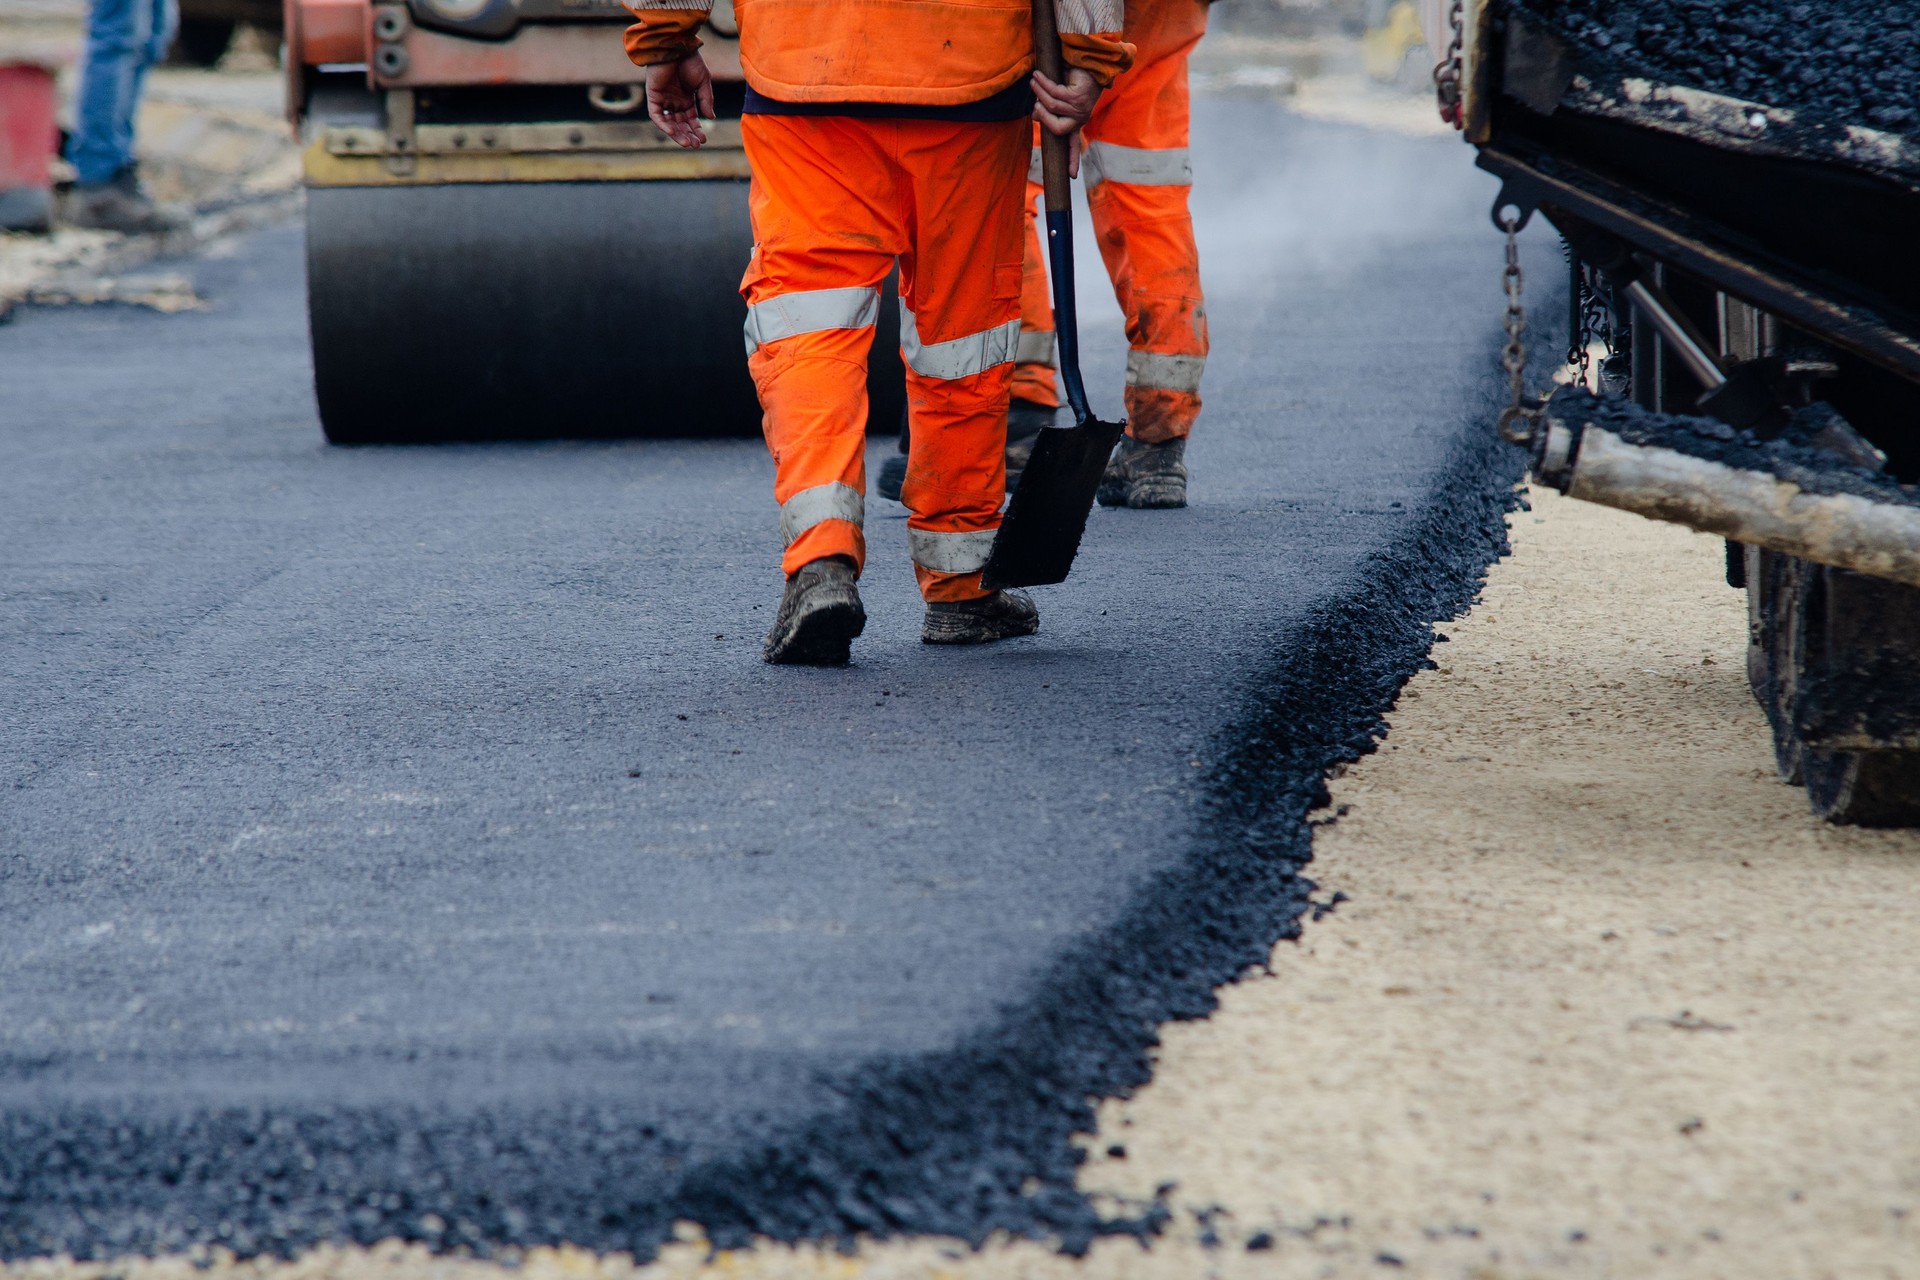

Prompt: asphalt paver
[0,101,1549,1261]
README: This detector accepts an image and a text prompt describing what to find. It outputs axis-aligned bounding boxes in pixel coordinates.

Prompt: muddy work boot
[763,556,866,665]
[876,398,1058,503]
[1096,436,1188,509]
[921,588,1039,646]
[60,169,189,235]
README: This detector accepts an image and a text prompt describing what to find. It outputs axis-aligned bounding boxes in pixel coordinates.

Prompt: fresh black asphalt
[0,101,1555,1260]
[1520,0,1915,133]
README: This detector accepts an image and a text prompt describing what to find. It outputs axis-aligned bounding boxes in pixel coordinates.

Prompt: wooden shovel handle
[1032,1,1071,215]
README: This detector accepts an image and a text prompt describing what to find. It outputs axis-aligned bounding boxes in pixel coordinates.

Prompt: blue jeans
[64,0,178,186]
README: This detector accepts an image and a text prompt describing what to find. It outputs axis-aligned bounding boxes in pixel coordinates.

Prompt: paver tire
[1803,749,1920,827]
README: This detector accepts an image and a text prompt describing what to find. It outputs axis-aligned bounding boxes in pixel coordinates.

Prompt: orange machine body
[286,0,744,128]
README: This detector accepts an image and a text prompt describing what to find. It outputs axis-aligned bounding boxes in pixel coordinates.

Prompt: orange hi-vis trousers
[741,113,1028,603]
[1013,0,1210,444]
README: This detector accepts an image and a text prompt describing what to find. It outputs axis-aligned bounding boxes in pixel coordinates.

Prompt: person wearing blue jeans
[62,0,187,232]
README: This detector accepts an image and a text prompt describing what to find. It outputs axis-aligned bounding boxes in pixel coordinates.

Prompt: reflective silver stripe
[1028,145,1043,185]
[899,306,1022,381]
[1126,350,1206,394]
[744,285,879,356]
[908,527,997,574]
[1016,329,1056,366]
[1055,0,1122,35]
[779,481,864,547]
[1083,141,1192,190]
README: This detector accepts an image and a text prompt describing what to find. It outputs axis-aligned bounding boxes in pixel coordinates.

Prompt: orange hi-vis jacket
[624,1,1133,98]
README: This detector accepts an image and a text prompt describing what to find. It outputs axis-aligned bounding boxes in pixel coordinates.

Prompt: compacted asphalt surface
[0,102,1553,1260]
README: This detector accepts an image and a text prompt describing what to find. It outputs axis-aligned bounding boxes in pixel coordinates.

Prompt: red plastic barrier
[0,62,58,232]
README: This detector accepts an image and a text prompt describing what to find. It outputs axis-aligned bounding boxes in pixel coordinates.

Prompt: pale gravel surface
[0,60,296,310]
[1062,489,1920,1276]
[15,494,1918,1276]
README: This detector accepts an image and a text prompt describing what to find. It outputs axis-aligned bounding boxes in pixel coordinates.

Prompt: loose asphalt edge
[0,319,1547,1266]
[669,394,1532,1256]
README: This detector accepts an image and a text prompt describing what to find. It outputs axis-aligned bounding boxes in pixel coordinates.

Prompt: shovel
[979,1,1128,590]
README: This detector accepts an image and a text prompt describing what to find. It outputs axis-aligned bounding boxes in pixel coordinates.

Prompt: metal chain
[1566,262,1618,391]
[1569,271,1593,390]
[1433,0,1465,126]
[1587,269,1619,360]
[1497,212,1541,444]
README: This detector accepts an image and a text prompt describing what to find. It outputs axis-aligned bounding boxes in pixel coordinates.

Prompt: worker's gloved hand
[1031,67,1101,178]
[648,53,715,148]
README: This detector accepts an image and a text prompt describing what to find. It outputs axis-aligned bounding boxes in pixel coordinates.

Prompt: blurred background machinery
[284,0,1407,444]
[286,0,905,443]
[174,0,278,66]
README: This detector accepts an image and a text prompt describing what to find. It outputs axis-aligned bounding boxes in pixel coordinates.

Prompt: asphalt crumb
[1550,387,1920,507]
[1518,0,1920,135]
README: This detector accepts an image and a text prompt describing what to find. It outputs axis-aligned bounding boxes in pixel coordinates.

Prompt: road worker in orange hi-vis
[626,1,1134,665]
[877,0,1211,510]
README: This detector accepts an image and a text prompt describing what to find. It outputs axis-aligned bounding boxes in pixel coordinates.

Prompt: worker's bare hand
[1032,67,1101,177]
[1032,67,1100,133]
[648,53,714,148]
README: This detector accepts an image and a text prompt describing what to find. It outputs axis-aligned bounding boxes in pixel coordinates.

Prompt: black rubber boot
[921,588,1039,645]
[763,556,866,665]
[1003,397,1057,490]
[1096,436,1188,509]
[876,452,909,503]
[877,398,1058,504]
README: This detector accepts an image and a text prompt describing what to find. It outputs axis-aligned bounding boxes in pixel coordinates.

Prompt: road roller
[1434,0,1920,823]
[286,0,903,444]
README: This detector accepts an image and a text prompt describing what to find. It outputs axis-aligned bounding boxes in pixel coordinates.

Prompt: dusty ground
[1059,489,1920,1277]
[1191,30,1451,138]
[11,495,1916,1278]
[0,0,297,313]
[0,59,299,312]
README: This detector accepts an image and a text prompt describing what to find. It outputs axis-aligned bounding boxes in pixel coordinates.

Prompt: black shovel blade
[980,415,1127,589]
